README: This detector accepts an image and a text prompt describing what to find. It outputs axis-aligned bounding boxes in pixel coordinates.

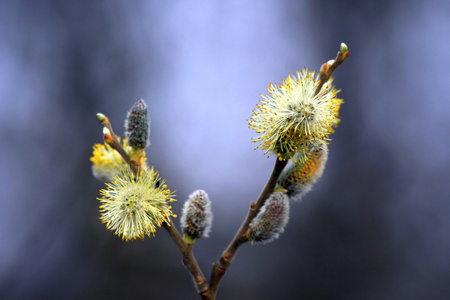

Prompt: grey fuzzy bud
[277,141,328,201]
[124,99,150,150]
[180,190,213,244]
[248,192,290,244]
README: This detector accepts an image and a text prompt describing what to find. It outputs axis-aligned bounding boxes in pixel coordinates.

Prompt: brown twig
[97,114,139,174]
[95,42,348,300]
[96,113,209,297]
[163,222,209,297]
[206,159,288,299]
[315,49,348,96]
[205,45,349,299]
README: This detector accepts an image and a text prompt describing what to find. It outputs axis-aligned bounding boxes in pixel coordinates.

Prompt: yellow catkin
[277,142,328,201]
[248,68,343,161]
[98,168,176,241]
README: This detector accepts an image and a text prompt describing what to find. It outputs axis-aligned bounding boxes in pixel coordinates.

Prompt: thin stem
[315,50,347,96]
[206,46,348,299]
[109,139,139,174]
[163,222,209,297]
[95,43,348,300]
[98,117,139,174]
[97,115,209,298]
[207,159,288,299]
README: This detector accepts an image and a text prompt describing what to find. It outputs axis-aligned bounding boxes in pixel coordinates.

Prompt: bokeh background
[1,1,449,299]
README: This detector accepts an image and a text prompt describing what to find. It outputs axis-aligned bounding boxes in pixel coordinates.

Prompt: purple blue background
[1,1,449,299]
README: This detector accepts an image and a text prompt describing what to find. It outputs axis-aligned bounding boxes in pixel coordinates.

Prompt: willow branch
[206,45,349,299]
[96,113,208,298]
[315,49,348,96]
[163,222,209,297]
[207,158,288,298]
[97,115,139,174]
[95,42,349,300]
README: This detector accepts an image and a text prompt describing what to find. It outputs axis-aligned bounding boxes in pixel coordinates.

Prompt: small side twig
[97,113,139,174]
[163,222,209,297]
[96,113,209,297]
[95,42,348,300]
[206,159,288,298]
[206,45,349,299]
[315,48,348,96]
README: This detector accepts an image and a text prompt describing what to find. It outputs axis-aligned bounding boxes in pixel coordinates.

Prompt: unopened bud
[103,127,113,144]
[340,42,349,59]
[247,192,290,244]
[320,59,335,74]
[181,190,213,244]
[96,113,108,124]
[277,141,328,201]
[125,99,150,150]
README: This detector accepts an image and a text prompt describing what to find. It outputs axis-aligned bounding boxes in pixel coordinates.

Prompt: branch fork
[95,43,349,300]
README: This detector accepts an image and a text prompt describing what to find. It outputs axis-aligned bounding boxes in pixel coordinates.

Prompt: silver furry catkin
[124,99,150,150]
[180,190,213,244]
[248,192,290,244]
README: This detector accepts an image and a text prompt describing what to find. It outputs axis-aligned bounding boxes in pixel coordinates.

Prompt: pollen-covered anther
[98,168,176,241]
[277,141,329,201]
[90,135,146,182]
[248,68,343,161]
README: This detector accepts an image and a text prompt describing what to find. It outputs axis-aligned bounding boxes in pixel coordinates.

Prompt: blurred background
[1,1,449,299]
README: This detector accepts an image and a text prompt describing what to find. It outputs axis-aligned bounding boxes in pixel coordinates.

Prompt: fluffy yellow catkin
[248,68,342,161]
